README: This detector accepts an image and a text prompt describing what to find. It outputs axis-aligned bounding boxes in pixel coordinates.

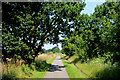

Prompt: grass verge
[65,55,120,80]
[76,58,120,80]
[61,57,88,79]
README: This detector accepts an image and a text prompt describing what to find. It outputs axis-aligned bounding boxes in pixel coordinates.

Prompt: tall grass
[35,53,56,61]
[2,59,31,79]
[66,55,120,79]
[2,53,56,79]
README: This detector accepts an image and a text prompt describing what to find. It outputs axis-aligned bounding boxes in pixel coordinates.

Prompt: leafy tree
[93,2,120,63]
[51,46,61,53]
[62,2,120,64]
[2,2,86,64]
[62,35,84,57]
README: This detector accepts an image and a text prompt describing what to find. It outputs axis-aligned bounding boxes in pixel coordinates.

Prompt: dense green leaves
[62,2,120,64]
[51,46,61,53]
[2,2,85,63]
[3,2,120,64]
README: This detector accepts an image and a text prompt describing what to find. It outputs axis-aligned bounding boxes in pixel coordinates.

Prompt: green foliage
[51,46,61,53]
[2,74,16,80]
[45,46,61,53]
[96,66,120,80]
[2,1,120,79]
[2,32,30,61]
[34,60,51,71]
[62,2,120,64]
[21,64,32,75]
[93,2,120,63]
[62,35,84,57]
[2,69,18,80]
[2,2,86,64]
[21,64,26,72]
[29,63,36,71]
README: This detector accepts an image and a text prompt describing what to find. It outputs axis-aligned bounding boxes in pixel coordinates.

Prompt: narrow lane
[44,56,69,79]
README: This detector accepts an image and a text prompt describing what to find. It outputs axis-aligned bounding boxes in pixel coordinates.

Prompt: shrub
[95,65,120,80]
[2,69,18,80]
[34,60,51,71]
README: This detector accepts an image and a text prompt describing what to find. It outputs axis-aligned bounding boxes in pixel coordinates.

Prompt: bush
[95,65,120,80]
[21,63,33,77]
[34,60,51,71]
[2,69,18,80]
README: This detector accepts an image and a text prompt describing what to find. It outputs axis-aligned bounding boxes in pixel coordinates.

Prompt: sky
[42,0,105,50]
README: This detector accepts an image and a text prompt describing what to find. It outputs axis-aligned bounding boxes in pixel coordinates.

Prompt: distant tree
[51,46,61,53]
[46,49,52,53]
[41,48,46,53]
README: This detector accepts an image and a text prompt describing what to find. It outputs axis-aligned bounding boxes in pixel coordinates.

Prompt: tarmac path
[44,56,70,79]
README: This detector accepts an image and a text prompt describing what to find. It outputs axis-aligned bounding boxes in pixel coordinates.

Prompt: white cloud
[42,43,62,50]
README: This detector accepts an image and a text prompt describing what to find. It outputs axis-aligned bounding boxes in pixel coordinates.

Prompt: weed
[21,64,25,72]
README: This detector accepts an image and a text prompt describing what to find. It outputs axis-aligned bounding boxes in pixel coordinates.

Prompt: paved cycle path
[44,56,69,79]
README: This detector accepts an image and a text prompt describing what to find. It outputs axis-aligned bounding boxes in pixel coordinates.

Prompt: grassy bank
[63,55,120,80]
[76,58,120,79]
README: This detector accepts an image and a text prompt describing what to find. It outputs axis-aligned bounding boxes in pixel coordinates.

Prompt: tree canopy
[3,1,120,64]
[62,2,120,64]
[2,2,85,63]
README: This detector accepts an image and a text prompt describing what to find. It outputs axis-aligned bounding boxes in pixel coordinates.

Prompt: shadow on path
[48,65,65,72]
